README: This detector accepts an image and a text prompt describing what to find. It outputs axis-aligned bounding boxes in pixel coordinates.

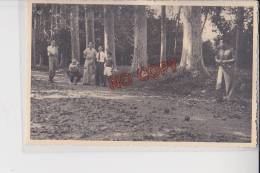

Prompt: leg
[99,63,105,86]
[51,58,57,81]
[83,67,88,85]
[103,75,107,87]
[87,64,91,85]
[67,71,74,83]
[222,68,231,96]
[216,66,223,90]
[215,66,224,101]
[223,68,235,100]
[75,71,82,84]
[48,57,54,82]
[95,63,100,86]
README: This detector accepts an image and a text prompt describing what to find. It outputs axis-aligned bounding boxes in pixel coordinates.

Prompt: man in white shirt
[96,46,107,86]
[83,42,97,85]
[47,40,59,82]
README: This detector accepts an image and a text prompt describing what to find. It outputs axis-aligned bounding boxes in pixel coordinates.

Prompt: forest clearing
[29,3,255,143]
[30,67,252,142]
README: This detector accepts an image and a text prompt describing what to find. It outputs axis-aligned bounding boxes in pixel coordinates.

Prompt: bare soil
[30,68,252,142]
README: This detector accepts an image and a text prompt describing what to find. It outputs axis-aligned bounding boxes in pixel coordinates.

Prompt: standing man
[47,40,59,83]
[215,39,235,101]
[96,46,107,86]
[83,42,97,85]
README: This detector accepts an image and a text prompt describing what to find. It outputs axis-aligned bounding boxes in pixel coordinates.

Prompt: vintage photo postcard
[24,0,258,147]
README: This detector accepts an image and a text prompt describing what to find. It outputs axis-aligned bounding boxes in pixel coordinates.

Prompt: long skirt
[83,60,95,85]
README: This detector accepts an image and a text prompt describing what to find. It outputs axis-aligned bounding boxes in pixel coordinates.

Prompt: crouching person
[67,59,82,85]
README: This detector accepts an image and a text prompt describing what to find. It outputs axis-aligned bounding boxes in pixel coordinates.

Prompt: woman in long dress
[82,42,97,85]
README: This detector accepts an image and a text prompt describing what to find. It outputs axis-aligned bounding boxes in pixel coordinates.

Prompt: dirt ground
[30,68,252,142]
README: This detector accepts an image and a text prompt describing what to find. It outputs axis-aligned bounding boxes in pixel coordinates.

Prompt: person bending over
[67,59,82,85]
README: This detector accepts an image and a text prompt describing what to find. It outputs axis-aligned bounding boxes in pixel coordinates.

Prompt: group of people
[46,38,235,100]
[47,40,113,87]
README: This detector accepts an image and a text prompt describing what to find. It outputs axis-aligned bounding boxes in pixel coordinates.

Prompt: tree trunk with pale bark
[70,5,80,61]
[131,6,148,71]
[104,6,116,68]
[173,7,181,57]
[160,6,167,66]
[180,6,208,75]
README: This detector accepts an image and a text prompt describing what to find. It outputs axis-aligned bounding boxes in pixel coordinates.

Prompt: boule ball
[184,116,190,121]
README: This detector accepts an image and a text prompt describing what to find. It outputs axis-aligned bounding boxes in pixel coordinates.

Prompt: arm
[222,49,235,63]
[83,49,87,59]
[222,58,235,63]
[215,55,222,63]
[47,47,51,56]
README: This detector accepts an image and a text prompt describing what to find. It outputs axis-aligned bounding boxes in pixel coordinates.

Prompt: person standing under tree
[215,39,236,101]
[96,46,107,86]
[47,40,59,83]
[83,42,97,85]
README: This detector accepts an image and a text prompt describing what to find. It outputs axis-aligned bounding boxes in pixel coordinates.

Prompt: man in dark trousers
[95,46,107,86]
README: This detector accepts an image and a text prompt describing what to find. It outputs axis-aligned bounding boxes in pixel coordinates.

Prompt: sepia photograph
[25,0,258,146]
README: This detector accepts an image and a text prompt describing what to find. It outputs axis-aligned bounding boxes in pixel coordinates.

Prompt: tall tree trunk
[179,6,208,75]
[104,6,116,69]
[84,6,89,48]
[88,7,95,48]
[39,12,44,66]
[32,4,37,67]
[84,6,95,48]
[60,5,66,29]
[70,5,80,61]
[54,5,58,29]
[160,6,166,66]
[173,7,181,57]
[227,7,245,99]
[59,5,67,68]
[131,6,148,71]
[50,4,55,38]
[235,7,244,69]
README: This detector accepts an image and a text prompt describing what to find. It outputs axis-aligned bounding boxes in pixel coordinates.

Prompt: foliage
[32,4,253,69]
